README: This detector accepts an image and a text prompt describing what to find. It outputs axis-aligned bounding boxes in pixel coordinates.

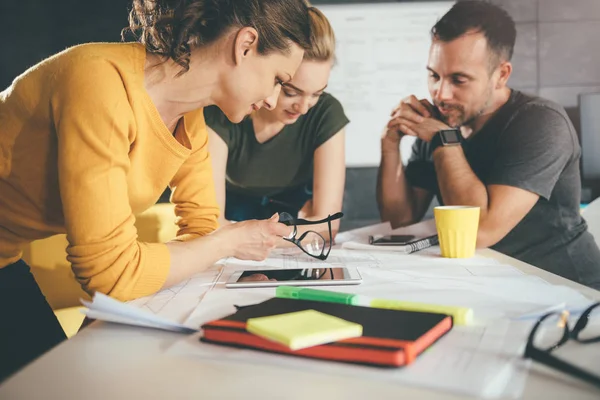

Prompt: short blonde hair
[304,6,336,62]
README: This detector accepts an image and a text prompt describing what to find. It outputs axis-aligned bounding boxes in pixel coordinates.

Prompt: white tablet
[225,267,362,289]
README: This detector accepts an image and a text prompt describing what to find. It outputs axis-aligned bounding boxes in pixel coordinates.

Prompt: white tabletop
[1,249,599,400]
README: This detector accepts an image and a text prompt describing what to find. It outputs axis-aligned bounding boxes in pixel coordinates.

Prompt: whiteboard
[317,2,454,166]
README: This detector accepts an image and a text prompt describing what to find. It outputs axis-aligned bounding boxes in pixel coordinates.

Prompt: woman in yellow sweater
[0,0,310,381]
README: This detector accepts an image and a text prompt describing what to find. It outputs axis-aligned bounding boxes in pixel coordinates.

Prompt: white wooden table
[1,249,599,400]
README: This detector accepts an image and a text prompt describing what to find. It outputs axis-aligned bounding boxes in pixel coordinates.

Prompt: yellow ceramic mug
[433,206,480,258]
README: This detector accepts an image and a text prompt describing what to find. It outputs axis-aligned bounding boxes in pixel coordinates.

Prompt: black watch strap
[430,128,463,153]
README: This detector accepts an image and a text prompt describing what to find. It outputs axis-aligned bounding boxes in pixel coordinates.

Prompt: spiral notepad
[342,234,439,253]
[406,235,439,252]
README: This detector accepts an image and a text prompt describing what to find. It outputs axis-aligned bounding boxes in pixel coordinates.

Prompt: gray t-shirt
[405,90,600,289]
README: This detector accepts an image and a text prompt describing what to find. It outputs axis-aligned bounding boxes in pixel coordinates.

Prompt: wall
[495,0,600,112]
[0,1,130,90]
[495,0,600,200]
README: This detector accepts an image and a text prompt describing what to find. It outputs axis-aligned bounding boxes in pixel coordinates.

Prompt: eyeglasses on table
[278,212,343,261]
[524,302,600,388]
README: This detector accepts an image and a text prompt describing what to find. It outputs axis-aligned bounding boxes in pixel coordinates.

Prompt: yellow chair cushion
[134,203,177,243]
[54,307,86,338]
[23,234,90,310]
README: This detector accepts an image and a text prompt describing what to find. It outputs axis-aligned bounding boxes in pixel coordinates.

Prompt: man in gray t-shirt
[405,90,600,287]
[376,1,600,289]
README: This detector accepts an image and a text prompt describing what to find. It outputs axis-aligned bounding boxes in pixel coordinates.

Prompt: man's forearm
[433,146,490,223]
[377,148,418,227]
[433,146,489,207]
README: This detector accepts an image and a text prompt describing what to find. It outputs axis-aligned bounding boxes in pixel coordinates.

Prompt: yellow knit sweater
[0,43,219,300]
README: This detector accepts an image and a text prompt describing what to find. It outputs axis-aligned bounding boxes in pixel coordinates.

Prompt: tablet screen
[237,268,349,283]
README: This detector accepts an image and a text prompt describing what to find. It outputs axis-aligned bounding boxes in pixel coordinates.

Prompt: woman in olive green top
[206,6,348,240]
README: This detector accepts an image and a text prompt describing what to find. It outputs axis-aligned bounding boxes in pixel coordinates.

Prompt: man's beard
[434,102,467,128]
[435,86,494,128]
[435,100,491,128]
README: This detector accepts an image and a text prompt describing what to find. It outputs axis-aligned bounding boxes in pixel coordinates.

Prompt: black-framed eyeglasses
[524,302,600,388]
[278,212,343,260]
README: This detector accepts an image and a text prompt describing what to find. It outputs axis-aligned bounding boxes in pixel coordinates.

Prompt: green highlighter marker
[275,286,473,325]
[276,286,357,305]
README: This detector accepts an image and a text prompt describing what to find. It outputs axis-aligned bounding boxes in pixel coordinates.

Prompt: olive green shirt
[204,93,349,197]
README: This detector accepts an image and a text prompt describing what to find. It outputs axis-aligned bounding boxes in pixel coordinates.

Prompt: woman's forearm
[162,233,230,288]
[162,216,292,288]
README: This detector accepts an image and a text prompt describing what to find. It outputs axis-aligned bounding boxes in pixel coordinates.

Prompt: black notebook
[201,297,453,367]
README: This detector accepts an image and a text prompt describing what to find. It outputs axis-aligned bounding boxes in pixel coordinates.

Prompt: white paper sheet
[126,265,223,323]
[82,292,196,333]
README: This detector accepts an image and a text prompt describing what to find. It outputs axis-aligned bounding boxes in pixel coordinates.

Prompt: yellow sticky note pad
[246,310,363,351]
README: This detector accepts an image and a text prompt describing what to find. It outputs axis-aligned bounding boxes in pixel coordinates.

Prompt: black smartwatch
[430,128,463,153]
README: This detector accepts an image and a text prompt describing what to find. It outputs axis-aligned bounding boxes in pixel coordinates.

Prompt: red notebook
[201,298,452,367]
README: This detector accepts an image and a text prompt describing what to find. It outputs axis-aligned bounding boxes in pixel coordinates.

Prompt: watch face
[440,129,461,144]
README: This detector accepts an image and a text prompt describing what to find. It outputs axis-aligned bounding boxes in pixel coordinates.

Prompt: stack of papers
[82,292,197,333]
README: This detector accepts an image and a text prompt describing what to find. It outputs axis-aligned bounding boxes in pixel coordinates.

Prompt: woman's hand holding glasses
[211,211,343,262]
[215,213,294,261]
